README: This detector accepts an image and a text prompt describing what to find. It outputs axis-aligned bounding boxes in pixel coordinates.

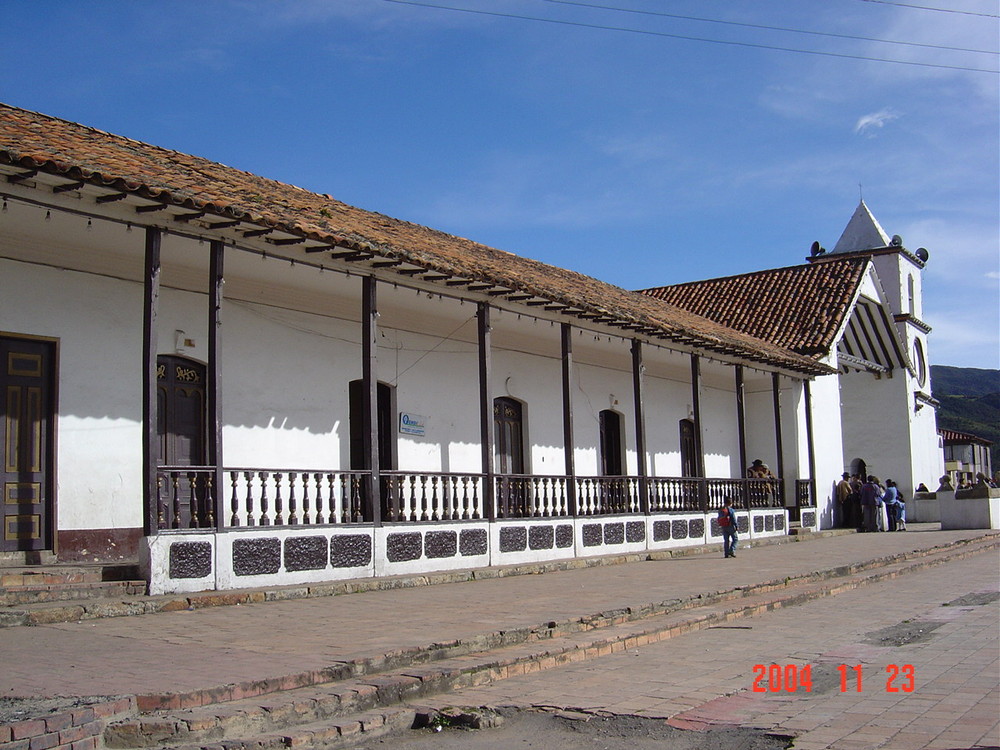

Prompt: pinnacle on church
[831,200,891,254]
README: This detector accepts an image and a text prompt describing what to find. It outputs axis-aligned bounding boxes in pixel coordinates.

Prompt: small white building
[0,104,938,593]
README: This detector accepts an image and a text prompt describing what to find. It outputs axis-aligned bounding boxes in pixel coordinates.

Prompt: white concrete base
[908,493,942,523]
[940,492,1000,530]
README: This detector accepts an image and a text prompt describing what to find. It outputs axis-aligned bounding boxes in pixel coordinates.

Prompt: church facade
[0,104,939,593]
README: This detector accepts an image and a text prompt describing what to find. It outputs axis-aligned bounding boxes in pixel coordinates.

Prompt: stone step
[0,563,140,588]
[0,578,147,607]
[100,536,1000,750]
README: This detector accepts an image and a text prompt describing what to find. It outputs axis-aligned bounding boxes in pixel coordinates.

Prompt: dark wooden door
[599,410,624,476]
[1,336,55,552]
[679,419,697,477]
[157,356,207,526]
[494,397,524,475]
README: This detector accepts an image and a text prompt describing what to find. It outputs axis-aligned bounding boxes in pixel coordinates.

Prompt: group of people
[836,472,907,533]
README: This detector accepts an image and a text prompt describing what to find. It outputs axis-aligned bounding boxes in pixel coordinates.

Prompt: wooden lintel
[136,203,169,213]
[7,169,37,183]
[242,227,274,238]
[52,180,85,193]
[174,211,207,223]
[95,192,128,204]
[208,220,242,230]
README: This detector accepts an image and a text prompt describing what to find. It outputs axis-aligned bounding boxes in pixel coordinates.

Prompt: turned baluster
[244,471,255,526]
[288,472,298,525]
[171,473,181,529]
[258,471,270,525]
[300,472,311,524]
[230,471,240,526]
[156,474,166,529]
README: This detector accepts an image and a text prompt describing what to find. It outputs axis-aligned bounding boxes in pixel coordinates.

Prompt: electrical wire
[537,0,998,56]
[858,0,999,18]
[380,0,999,73]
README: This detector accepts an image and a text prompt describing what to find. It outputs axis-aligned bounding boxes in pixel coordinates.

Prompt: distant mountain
[932,365,1000,466]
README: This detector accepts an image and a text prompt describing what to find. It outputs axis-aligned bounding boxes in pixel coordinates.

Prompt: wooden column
[478,303,495,521]
[803,378,817,506]
[735,365,749,509]
[142,227,161,536]
[561,323,577,516]
[690,354,706,510]
[771,372,786,506]
[362,276,382,526]
[208,239,225,530]
[631,339,649,513]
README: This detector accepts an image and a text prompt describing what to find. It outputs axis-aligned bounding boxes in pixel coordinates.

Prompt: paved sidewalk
[1,526,995,703]
[414,550,1000,750]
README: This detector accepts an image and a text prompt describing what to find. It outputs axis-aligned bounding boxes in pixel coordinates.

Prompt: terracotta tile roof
[0,102,830,375]
[638,259,870,357]
[939,429,993,446]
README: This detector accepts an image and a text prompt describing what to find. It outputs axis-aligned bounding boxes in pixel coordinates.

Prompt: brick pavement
[415,550,1000,750]
[0,527,996,708]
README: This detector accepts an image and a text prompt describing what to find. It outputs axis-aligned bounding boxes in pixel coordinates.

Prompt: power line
[381,0,999,74]
[538,0,998,56]
[859,0,999,18]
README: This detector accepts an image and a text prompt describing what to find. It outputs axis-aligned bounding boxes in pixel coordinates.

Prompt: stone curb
[101,536,999,749]
[0,697,135,750]
[0,528,861,629]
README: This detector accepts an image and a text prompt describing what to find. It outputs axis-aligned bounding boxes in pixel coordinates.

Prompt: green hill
[932,365,1000,467]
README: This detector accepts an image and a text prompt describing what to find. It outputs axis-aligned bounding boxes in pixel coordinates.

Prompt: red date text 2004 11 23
[751,664,915,693]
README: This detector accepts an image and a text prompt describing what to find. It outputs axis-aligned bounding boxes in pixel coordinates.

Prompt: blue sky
[3,0,998,368]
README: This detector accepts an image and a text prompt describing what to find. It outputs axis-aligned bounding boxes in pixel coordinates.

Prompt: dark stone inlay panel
[529,525,554,550]
[284,536,328,572]
[499,526,527,553]
[753,516,765,533]
[626,521,645,543]
[460,528,488,556]
[653,520,671,541]
[169,541,212,579]
[582,523,603,547]
[688,519,705,538]
[802,512,816,528]
[233,537,281,577]
[737,516,749,533]
[671,520,688,540]
[425,530,458,559]
[386,532,423,563]
[555,524,574,548]
[709,518,722,537]
[775,515,785,531]
[603,522,624,545]
[765,515,775,531]
[331,534,372,568]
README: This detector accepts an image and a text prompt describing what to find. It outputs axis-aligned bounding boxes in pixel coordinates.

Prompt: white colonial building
[0,103,940,593]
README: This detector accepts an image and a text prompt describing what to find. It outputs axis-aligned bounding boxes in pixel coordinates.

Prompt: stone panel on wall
[555,524,574,548]
[653,520,671,541]
[233,537,281,577]
[801,511,816,528]
[582,523,603,547]
[754,516,765,533]
[331,535,372,568]
[387,532,423,562]
[425,530,458,559]
[626,521,645,543]
[284,536,328,572]
[499,526,527,552]
[528,525,554,550]
[603,522,624,545]
[688,519,705,538]
[459,528,488,556]
[671,519,688,539]
[169,541,212,579]
[765,515,775,531]
[775,515,785,531]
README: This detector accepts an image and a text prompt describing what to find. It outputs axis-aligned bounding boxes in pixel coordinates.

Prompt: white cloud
[854,108,899,136]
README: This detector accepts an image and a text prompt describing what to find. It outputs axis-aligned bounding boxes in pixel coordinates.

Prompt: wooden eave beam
[486,288,512,297]
[7,169,37,183]
[422,274,452,282]
[136,203,170,213]
[396,268,425,276]
[208,219,242,230]
[371,259,403,268]
[506,294,534,301]
[545,304,570,312]
[468,284,495,292]
[524,300,549,307]
[242,227,274,237]
[267,236,306,246]
[174,211,207,223]
[95,192,128,204]
[304,244,336,253]
[445,278,472,286]
[52,180,85,193]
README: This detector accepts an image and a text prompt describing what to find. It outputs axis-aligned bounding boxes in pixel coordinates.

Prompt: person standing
[860,475,883,533]
[718,498,740,558]
[836,472,853,528]
[883,479,900,532]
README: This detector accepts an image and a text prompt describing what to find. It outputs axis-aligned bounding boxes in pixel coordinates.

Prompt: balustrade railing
[155,467,797,531]
[383,471,485,522]
[496,474,570,518]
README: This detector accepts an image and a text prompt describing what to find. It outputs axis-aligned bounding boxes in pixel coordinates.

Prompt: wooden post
[690,354,706,510]
[561,323,577,516]
[478,303,495,521]
[209,240,225,530]
[362,276,382,526]
[142,227,161,536]
[631,339,649,513]
[772,372,786,508]
[803,378,817,507]
[735,365,749,510]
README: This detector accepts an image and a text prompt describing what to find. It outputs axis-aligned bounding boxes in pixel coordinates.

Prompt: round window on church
[912,339,927,388]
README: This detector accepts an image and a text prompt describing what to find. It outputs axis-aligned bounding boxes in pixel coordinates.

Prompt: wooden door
[599,409,624,476]
[1,336,55,552]
[157,356,207,526]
